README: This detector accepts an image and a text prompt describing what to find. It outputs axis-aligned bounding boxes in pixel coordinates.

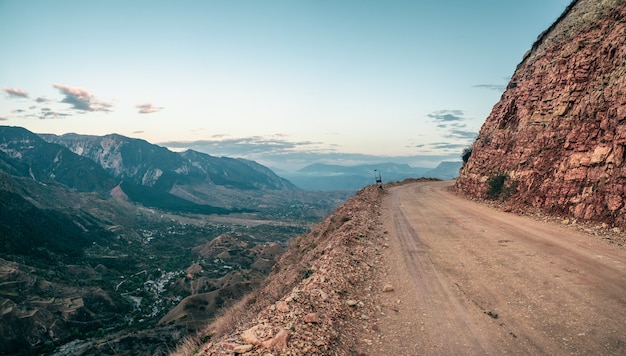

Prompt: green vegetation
[462,146,473,163]
[119,181,253,214]
[486,172,518,200]
[0,190,103,260]
[0,201,308,355]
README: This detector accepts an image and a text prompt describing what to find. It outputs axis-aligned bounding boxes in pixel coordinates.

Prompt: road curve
[373,180,626,355]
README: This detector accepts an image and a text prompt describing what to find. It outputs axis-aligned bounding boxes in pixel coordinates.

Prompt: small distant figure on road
[374,169,383,189]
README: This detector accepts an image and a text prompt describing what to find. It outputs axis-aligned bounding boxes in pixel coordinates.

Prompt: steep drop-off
[456,0,626,227]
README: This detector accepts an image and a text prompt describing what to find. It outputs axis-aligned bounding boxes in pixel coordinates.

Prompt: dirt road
[367,180,626,355]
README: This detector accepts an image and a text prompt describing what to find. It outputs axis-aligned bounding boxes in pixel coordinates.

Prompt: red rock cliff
[456,0,626,227]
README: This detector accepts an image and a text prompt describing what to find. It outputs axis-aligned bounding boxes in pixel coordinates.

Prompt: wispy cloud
[35,97,51,103]
[136,103,163,114]
[474,84,506,92]
[430,142,469,150]
[53,83,113,112]
[3,87,29,99]
[39,110,71,120]
[159,134,459,171]
[445,129,477,140]
[427,110,465,123]
[163,136,326,157]
[423,109,477,154]
[0,116,9,121]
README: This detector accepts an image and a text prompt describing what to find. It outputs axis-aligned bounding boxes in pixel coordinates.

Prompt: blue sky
[0,0,570,170]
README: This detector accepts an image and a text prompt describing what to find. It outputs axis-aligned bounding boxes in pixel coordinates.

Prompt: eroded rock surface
[456,0,626,227]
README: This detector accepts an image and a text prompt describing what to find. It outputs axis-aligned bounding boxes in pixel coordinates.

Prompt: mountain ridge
[41,131,296,192]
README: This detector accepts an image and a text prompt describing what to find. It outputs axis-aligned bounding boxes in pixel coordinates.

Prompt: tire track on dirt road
[367,180,626,355]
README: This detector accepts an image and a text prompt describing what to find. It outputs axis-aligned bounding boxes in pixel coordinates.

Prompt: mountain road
[369,180,626,355]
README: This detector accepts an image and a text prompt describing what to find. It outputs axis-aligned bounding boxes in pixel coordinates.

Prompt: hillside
[174,181,393,355]
[0,126,351,354]
[456,0,626,228]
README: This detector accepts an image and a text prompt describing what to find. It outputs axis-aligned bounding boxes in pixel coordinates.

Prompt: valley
[0,126,352,355]
[1,188,349,355]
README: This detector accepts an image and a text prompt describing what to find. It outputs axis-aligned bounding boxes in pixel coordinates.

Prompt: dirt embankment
[182,182,390,355]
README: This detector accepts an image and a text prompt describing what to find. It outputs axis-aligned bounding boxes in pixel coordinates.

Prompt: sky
[0,0,571,171]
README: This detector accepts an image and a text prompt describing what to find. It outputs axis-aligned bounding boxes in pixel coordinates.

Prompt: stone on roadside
[382,283,394,292]
[261,327,289,350]
[276,300,289,313]
[233,344,254,353]
[241,325,290,351]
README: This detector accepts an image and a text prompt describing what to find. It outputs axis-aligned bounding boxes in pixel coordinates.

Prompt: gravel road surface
[368,180,626,355]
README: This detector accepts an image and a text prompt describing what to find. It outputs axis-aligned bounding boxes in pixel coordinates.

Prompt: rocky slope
[174,181,399,355]
[456,0,626,228]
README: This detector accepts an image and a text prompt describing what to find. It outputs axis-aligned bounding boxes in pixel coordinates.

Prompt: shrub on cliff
[486,172,518,200]
[462,146,473,163]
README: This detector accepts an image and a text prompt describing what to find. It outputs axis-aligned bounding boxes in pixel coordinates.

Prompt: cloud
[163,136,325,156]
[430,142,469,150]
[445,129,477,140]
[427,110,465,123]
[53,83,113,111]
[3,87,29,98]
[159,135,459,172]
[35,97,51,103]
[0,116,8,121]
[39,110,71,120]
[474,84,506,92]
[136,103,163,114]
[425,109,477,152]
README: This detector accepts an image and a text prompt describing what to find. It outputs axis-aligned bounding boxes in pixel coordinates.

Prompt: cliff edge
[456,0,626,228]
[173,183,392,355]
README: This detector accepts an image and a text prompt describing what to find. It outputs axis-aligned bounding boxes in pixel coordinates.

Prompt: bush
[487,172,519,201]
[486,172,518,200]
[461,146,473,163]
[486,173,508,199]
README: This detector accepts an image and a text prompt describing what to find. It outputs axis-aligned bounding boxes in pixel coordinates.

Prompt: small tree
[486,173,507,199]
[461,146,473,163]
[486,172,518,200]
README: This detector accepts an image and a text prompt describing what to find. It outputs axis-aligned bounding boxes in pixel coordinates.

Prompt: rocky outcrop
[456,0,626,228]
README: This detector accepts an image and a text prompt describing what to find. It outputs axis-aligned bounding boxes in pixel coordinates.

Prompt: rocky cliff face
[456,0,626,228]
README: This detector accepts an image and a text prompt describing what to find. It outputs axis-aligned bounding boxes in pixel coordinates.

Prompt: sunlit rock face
[456,0,626,227]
